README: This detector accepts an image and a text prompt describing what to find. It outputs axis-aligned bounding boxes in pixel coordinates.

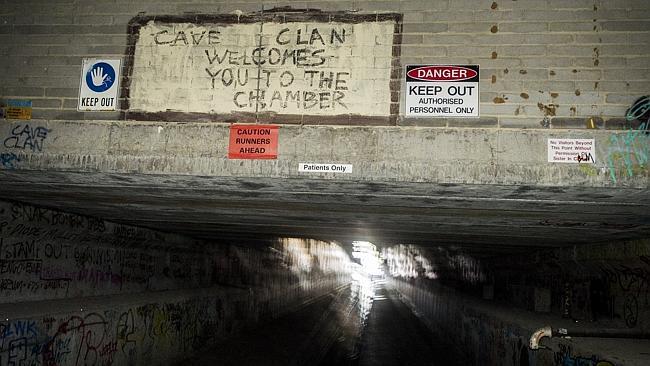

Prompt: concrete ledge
[0,119,647,188]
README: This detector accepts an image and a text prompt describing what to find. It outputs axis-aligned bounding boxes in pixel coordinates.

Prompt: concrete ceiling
[1,120,648,256]
[1,171,648,256]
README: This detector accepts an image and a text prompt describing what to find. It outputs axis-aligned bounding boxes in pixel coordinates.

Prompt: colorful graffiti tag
[607,96,649,183]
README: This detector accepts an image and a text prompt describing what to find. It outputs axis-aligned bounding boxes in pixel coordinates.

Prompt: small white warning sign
[298,163,352,173]
[78,58,121,111]
[547,138,596,163]
[405,65,479,118]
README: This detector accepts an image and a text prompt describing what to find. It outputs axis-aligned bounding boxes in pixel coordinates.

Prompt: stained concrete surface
[186,284,463,366]
[1,121,648,253]
[393,278,650,366]
[0,199,352,366]
[1,171,648,252]
[184,286,361,366]
[358,286,461,366]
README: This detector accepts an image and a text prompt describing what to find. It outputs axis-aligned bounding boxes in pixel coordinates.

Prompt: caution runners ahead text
[228,124,279,159]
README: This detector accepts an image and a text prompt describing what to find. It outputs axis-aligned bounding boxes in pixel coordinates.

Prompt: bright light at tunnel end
[351,241,384,277]
[382,245,439,280]
[350,241,386,321]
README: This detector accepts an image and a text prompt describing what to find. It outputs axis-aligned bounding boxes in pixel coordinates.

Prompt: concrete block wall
[1,0,648,128]
[385,240,650,365]
[390,278,633,366]
[386,240,650,333]
[0,200,351,365]
[486,239,650,332]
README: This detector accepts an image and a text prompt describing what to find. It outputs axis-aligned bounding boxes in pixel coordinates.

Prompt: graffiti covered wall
[125,13,401,122]
[383,242,650,366]
[0,202,207,302]
[391,278,617,366]
[0,200,351,365]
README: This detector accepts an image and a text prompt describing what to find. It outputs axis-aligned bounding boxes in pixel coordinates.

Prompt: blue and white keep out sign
[78,58,121,111]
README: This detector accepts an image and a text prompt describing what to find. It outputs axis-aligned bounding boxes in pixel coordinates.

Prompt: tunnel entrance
[2,199,648,366]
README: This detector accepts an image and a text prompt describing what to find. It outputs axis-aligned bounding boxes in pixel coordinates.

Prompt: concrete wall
[1,0,649,127]
[1,120,648,188]
[386,241,650,332]
[0,200,351,366]
[486,240,650,332]
[391,278,625,366]
[385,240,650,365]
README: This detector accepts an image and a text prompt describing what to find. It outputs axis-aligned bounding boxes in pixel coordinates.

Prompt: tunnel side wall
[0,200,351,366]
[486,240,650,333]
[391,278,618,366]
[386,240,650,366]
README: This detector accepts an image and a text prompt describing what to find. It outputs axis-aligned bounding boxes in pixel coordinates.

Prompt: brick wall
[1,0,648,128]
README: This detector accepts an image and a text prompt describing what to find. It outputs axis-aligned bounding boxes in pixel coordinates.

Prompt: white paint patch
[299,163,352,173]
[130,21,396,116]
[547,138,596,163]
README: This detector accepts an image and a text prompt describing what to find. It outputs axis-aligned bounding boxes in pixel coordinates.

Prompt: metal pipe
[529,326,650,350]
[529,326,552,350]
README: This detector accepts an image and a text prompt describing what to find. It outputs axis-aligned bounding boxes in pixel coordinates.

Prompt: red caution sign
[228,124,279,159]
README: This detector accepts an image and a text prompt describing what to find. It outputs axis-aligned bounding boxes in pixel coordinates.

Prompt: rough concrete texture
[186,285,367,365]
[0,1,648,364]
[391,278,649,366]
[1,200,205,302]
[0,199,351,366]
[0,120,647,187]
[486,239,650,333]
[384,239,650,365]
[0,0,648,127]
[0,0,648,250]
[386,239,650,332]
[0,120,647,247]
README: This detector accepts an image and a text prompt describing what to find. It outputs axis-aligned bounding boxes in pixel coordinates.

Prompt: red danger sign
[405,65,479,118]
[406,66,478,82]
[228,124,279,159]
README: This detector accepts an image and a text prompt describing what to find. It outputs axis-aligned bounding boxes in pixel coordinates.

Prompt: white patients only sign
[406,65,479,117]
[78,58,121,111]
[547,138,596,163]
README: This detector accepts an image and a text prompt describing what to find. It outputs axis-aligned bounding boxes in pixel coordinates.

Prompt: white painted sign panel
[405,65,479,118]
[129,20,397,116]
[299,163,352,173]
[78,58,121,111]
[547,139,596,163]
